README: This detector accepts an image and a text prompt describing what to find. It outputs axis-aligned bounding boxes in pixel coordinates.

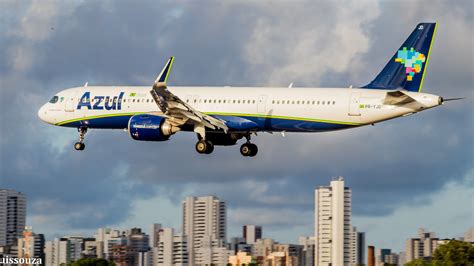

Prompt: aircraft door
[64,91,77,112]
[257,95,267,114]
[348,92,361,116]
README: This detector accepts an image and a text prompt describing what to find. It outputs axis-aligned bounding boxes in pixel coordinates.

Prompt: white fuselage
[38,86,441,132]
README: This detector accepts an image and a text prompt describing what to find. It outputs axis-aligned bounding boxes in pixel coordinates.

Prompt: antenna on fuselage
[288,83,293,88]
[84,82,88,88]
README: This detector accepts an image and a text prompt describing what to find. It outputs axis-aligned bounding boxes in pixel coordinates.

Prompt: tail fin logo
[395,47,426,81]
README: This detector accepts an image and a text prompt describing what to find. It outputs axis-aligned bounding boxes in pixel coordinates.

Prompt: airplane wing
[150,57,229,132]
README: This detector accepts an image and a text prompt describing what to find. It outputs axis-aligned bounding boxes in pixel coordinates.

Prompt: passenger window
[252,100,256,104]
[333,101,336,104]
[218,100,221,103]
[312,101,315,104]
[233,100,236,103]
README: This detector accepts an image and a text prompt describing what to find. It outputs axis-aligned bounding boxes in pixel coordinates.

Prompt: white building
[94,228,123,259]
[195,235,230,265]
[349,227,365,266]
[44,238,68,266]
[0,189,26,247]
[314,177,352,266]
[298,236,316,266]
[182,196,226,265]
[157,228,189,266]
[16,227,45,262]
[405,228,439,262]
[243,225,262,244]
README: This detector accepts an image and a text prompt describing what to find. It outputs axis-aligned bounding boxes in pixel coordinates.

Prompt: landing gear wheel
[240,143,258,157]
[195,140,214,154]
[248,143,258,157]
[74,127,87,151]
[74,142,85,151]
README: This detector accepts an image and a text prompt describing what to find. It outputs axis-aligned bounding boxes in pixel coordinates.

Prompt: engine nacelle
[128,114,180,141]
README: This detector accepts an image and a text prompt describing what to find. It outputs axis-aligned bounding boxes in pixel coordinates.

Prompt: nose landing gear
[240,134,258,157]
[74,127,87,151]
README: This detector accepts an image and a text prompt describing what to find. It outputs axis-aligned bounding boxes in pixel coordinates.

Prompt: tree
[405,258,431,266]
[71,258,115,266]
[431,240,474,266]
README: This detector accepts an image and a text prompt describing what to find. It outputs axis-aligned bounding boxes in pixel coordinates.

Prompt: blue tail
[363,22,437,92]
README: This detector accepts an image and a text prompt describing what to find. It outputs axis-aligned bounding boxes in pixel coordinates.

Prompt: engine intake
[128,115,179,141]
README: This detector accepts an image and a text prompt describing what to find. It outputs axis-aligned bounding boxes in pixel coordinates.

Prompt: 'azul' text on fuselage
[77,92,125,110]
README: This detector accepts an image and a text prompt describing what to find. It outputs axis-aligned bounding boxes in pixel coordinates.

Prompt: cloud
[244,1,381,86]
[0,0,472,246]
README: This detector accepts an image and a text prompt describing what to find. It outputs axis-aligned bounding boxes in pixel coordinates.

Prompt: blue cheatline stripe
[57,112,361,131]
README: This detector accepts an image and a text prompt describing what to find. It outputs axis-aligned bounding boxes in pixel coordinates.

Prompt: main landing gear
[74,127,87,151]
[195,139,214,154]
[195,133,258,157]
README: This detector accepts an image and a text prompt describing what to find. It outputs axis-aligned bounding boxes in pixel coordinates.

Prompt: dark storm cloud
[1,0,472,236]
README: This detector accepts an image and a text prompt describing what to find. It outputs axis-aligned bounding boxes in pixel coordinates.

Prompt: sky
[1,0,473,252]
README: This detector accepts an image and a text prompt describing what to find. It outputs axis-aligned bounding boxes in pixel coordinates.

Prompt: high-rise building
[182,196,226,265]
[314,177,352,266]
[405,228,439,263]
[44,238,71,266]
[194,235,230,265]
[127,228,149,253]
[150,223,162,248]
[94,228,123,259]
[149,224,162,266]
[298,236,316,266]
[252,238,275,264]
[375,248,391,265]
[243,225,262,244]
[349,227,365,265]
[368,246,375,266]
[156,228,189,266]
[0,189,26,247]
[16,227,45,263]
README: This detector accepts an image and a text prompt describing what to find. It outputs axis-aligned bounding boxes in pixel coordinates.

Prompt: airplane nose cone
[38,105,48,122]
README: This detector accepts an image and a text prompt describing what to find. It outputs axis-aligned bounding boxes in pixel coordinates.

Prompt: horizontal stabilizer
[384,91,417,105]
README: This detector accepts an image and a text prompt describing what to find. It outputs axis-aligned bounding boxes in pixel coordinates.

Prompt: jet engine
[128,114,180,141]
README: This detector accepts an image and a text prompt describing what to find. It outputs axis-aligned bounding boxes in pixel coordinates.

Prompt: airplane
[38,22,460,157]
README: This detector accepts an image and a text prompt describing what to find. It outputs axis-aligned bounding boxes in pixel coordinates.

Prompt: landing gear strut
[195,139,214,154]
[74,127,87,151]
[240,134,258,157]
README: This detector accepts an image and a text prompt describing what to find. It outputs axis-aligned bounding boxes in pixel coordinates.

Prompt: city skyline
[1,0,473,256]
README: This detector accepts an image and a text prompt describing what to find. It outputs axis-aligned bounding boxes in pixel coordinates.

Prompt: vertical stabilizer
[364,23,437,92]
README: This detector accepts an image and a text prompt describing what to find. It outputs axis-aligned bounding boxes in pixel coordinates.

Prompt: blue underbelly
[59,114,356,132]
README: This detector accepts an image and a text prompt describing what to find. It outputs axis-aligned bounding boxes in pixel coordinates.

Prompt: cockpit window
[49,96,59,103]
